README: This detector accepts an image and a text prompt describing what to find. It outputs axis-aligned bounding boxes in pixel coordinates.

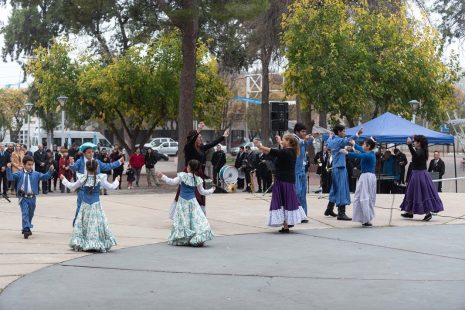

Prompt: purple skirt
[400,170,444,215]
[268,180,307,227]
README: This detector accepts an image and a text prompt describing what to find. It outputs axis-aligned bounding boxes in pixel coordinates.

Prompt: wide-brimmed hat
[79,142,97,152]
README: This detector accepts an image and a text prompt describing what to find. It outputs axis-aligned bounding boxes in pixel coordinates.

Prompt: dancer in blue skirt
[400,135,443,221]
[324,125,363,220]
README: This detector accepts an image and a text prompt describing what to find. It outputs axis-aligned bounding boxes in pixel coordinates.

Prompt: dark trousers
[48,177,58,191]
[237,178,244,189]
[213,169,220,185]
[399,167,406,184]
[260,175,272,193]
[36,170,48,193]
[438,178,443,192]
[0,171,7,194]
[244,168,251,191]
[321,172,331,193]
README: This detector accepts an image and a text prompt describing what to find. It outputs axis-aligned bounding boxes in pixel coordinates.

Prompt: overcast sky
[0,3,464,88]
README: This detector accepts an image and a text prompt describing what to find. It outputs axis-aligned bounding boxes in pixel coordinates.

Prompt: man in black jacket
[145,148,160,187]
[211,145,226,185]
[34,144,48,194]
[314,145,330,192]
[394,149,408,184]
[428,151,446,192]
[0,144,11,197]
[234,146,246,189]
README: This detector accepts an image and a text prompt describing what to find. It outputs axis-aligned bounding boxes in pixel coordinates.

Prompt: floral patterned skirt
[169,197,214,246]
[70,201,117,253]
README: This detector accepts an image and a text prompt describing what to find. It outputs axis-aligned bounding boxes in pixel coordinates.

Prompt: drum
[219,165,238,184]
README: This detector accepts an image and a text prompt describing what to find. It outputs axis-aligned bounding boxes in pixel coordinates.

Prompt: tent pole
[453,142,458,193]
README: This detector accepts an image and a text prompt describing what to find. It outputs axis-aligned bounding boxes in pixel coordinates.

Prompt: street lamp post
[409,100,420,124]
[57,96,68,147]
[25,102,34,149]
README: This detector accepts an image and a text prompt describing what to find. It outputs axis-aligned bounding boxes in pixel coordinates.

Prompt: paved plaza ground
[0,189,465,309]
[0,156,464,309]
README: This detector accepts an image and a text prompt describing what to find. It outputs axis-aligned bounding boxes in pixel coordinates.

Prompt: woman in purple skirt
[253,135,307,233]
[400,135,444,221]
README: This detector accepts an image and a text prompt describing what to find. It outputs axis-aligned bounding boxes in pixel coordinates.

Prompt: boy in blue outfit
[7,155,54,239]
[324,125,363,221]
[69,143,123,225]
[292,123,318,222]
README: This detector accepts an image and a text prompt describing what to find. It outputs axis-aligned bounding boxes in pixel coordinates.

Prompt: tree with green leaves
[154,0,268,169]
[26,32,229,153]
[247,0,290,144]
[25,42,81,146]
[1,0,161,61]
[283,0,461,127]
[0,88,28,142]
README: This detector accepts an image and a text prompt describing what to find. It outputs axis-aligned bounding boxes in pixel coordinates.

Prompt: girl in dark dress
[172,122,229,215]
[253,134,306,233]
[400,135,444,221]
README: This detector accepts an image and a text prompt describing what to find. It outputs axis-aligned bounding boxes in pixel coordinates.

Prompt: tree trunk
[261,48,271,146]
[346,117,355,128]
[319,109,327,128]
[300,97,312,131]
[296,95,301,122]
[177,3,198,170]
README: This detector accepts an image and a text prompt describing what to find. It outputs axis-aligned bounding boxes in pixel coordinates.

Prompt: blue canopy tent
[343,112,457,192]
[345,112,453,144]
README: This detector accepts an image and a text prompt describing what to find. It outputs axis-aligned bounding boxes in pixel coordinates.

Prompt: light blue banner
[233,96,262,104]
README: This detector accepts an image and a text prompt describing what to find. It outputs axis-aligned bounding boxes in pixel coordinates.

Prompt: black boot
[324,202,337,217]
[337,205,352,221]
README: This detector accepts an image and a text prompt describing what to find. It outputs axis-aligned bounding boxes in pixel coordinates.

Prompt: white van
[31,130,113,152]
[144,138,177,149]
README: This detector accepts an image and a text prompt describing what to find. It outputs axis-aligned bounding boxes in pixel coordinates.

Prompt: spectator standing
[110,145,124,189]
[126,164,136,189]
[6,143,14,155]
[45,150,59,192]
[314,145,331,193]
[204,142,215,180]
[33,145,48,194]
[0,144,11,197]
[242,146,254,192]
[59,148,72,193]
[234,146,246,190]
[211,145,226,185]
[428,151,446,192]
[21,145,32,157]
[11,144,24,195]
[394,149,408,184]
[98,149,112,195]
[129,147,145,187]
[145,148,160,187]
[256,152,273,193]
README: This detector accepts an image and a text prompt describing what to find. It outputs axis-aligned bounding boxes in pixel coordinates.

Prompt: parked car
[144,138,176,150]
[140,147,169,161]
[230,142,258,156]
[154,141,179,156]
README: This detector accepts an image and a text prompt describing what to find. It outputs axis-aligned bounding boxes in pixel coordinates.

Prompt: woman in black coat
[174,122,229,211]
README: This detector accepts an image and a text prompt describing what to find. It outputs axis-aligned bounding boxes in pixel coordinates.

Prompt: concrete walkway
[0,190,465,309]
[1,225,465,310]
